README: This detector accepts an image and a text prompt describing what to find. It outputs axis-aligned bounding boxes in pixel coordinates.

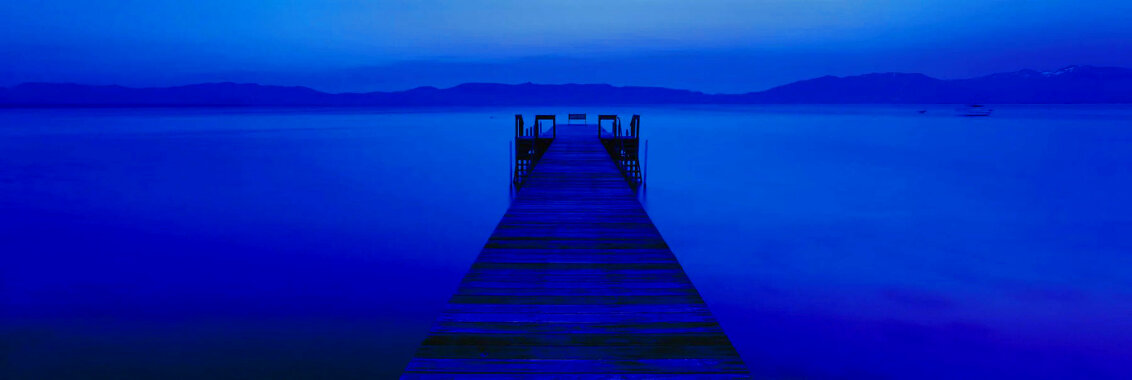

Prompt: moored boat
[959,104,993,116]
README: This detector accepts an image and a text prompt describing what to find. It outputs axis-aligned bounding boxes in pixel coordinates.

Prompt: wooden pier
[402,115,749,378]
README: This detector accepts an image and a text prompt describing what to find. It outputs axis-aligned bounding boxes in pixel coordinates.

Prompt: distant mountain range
[2,65,1130,106]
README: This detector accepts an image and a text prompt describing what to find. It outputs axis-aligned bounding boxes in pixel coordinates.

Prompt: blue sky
[2,0,1130,92]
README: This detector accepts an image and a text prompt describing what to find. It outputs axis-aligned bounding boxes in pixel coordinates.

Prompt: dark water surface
[2,106,1130,379]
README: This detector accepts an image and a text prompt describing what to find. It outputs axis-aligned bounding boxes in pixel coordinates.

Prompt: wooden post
[631,115,640,138]
[643,139,648,190]
[509,140,513,188]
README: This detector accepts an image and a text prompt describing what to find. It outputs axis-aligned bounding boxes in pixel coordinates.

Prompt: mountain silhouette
[2,65,1130,106]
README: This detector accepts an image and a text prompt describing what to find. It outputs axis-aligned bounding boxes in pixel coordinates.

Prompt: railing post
[630,115,640,138]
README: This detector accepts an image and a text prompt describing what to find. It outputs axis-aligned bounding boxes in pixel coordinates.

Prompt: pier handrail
[629,114,640,138]
[596,114,642,188]
[597,114,619,138]
[512,114,558,189]
[535,114,557,139]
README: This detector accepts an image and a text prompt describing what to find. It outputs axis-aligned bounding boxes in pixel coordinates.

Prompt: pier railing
[513,113,643,190]
[512,114,556,189]
[598,114,643,188]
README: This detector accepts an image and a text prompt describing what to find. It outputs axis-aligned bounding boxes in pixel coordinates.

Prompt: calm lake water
[2,105,1131,379]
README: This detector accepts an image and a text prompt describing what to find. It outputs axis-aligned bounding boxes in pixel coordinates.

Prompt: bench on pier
[568,113,586,125]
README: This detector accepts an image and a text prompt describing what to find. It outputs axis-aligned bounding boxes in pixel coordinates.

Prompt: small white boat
[959,104,993,116]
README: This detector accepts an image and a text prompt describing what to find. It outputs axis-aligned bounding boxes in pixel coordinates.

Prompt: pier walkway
[402,119,749,378]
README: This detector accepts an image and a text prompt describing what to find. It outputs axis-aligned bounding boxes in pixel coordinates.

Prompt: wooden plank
[405,358,748,374]
[401,123,749,378]
[440,304,712,314]
[428,321,724,335]
[404,375,750,380]
[413,344,742,359]
[433,312,716,324]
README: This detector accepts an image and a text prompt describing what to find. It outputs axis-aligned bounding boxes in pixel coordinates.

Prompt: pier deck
[402,122,748,378]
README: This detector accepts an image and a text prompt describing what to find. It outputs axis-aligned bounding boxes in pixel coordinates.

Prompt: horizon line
[4,64,1123,96]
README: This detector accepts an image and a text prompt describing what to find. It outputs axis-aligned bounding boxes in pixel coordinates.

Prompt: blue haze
[3,1,1132,92]
[2,106,1131,378]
